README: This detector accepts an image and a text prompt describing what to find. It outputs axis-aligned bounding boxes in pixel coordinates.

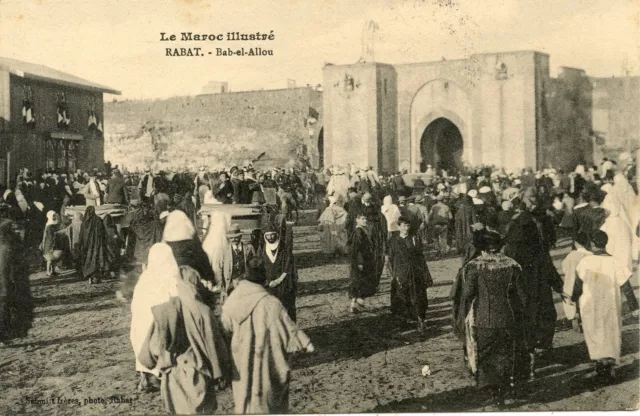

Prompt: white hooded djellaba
[576,254,631,364]
[326,166,350,207]
[600,193,633,270]
[130,243,179,374]
[318,196,348,255]
[201,211,233,292]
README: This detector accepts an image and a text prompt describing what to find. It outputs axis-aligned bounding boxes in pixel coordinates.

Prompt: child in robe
[560,232,592,332]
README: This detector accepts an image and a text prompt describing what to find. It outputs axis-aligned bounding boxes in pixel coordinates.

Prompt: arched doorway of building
[420,118,463,174]
[317,127,324,168]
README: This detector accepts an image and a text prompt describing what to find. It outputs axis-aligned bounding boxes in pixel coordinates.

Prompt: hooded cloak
[103,214,122,271]
[130,243,180,374]
[503,211,562,350]
[130,204,164,265]
[261,216,298,322]
[78,206,108,278]
[455,195,476,253]
[221,279,311,414]
[138,266,231,415]
[318,197,348,255]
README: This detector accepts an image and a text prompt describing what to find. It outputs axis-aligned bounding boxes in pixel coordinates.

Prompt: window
[45,140,56,171]
[58,142,68,171]
[45,139,80,173]
[67,141,78,173]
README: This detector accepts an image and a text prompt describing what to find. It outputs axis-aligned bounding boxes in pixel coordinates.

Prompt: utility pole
[362,20,379,62]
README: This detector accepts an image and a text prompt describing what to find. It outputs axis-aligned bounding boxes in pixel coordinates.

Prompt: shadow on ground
[294,309,450,370]
[35,302,118,318]
[295,251,348,270]
[371,326,639,412]
[8,328,128,349]
[34,288,116,307]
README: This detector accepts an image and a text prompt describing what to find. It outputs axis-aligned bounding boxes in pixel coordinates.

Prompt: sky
[0,0,638,100]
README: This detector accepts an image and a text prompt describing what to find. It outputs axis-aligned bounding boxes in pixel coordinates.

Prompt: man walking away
[429,193,453,257]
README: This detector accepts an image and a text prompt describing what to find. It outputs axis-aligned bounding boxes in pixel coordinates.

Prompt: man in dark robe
[497,201,515,236]
[392,172,409,199]
[214,172,234,204]
[79,206,109,284]
[138,168,155,205]
[0,220,32,345]
[388,216,432,331]
[103,214,123,278]
[344,191,362,245]
[503,205,563,378]
[397,196,420,237]
[451,225,500,340]
[176,190,198,226]
[226,224,256,295]
[105,169,128,205]
[349,211,379,313]
[360,192,387,283]
[244,169,264,205]
[573,186,607,242]
[455,195,476,253]
[129,202,164,269]
[456,230,528,407]
[568,172,586,200]
[260,217,298,321]
[231,170,249,204]
[262,172,277,189]
[530,197,557,251]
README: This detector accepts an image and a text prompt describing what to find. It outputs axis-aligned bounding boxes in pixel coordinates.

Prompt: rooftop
[0,56,121,95]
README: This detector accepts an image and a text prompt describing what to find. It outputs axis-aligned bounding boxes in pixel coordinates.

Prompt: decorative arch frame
[409,79,473,172]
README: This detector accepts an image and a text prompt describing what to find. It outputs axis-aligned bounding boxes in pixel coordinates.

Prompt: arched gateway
[420,117,463,174]
[323,54,547,173]
[410,79,473,173]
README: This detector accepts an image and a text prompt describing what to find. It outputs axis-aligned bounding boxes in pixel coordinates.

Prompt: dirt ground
[0,211,638,415]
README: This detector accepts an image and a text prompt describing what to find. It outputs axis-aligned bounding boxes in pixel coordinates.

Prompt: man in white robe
[318,196,348,256]
[573,230,637,383]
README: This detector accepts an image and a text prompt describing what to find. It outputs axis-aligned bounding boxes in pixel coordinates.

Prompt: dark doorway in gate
[317,127,324,168]
[420,118,463,174]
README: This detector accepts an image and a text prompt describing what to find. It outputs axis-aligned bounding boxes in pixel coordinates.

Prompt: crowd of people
[0,154,637,412]
[317,158,639,406]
